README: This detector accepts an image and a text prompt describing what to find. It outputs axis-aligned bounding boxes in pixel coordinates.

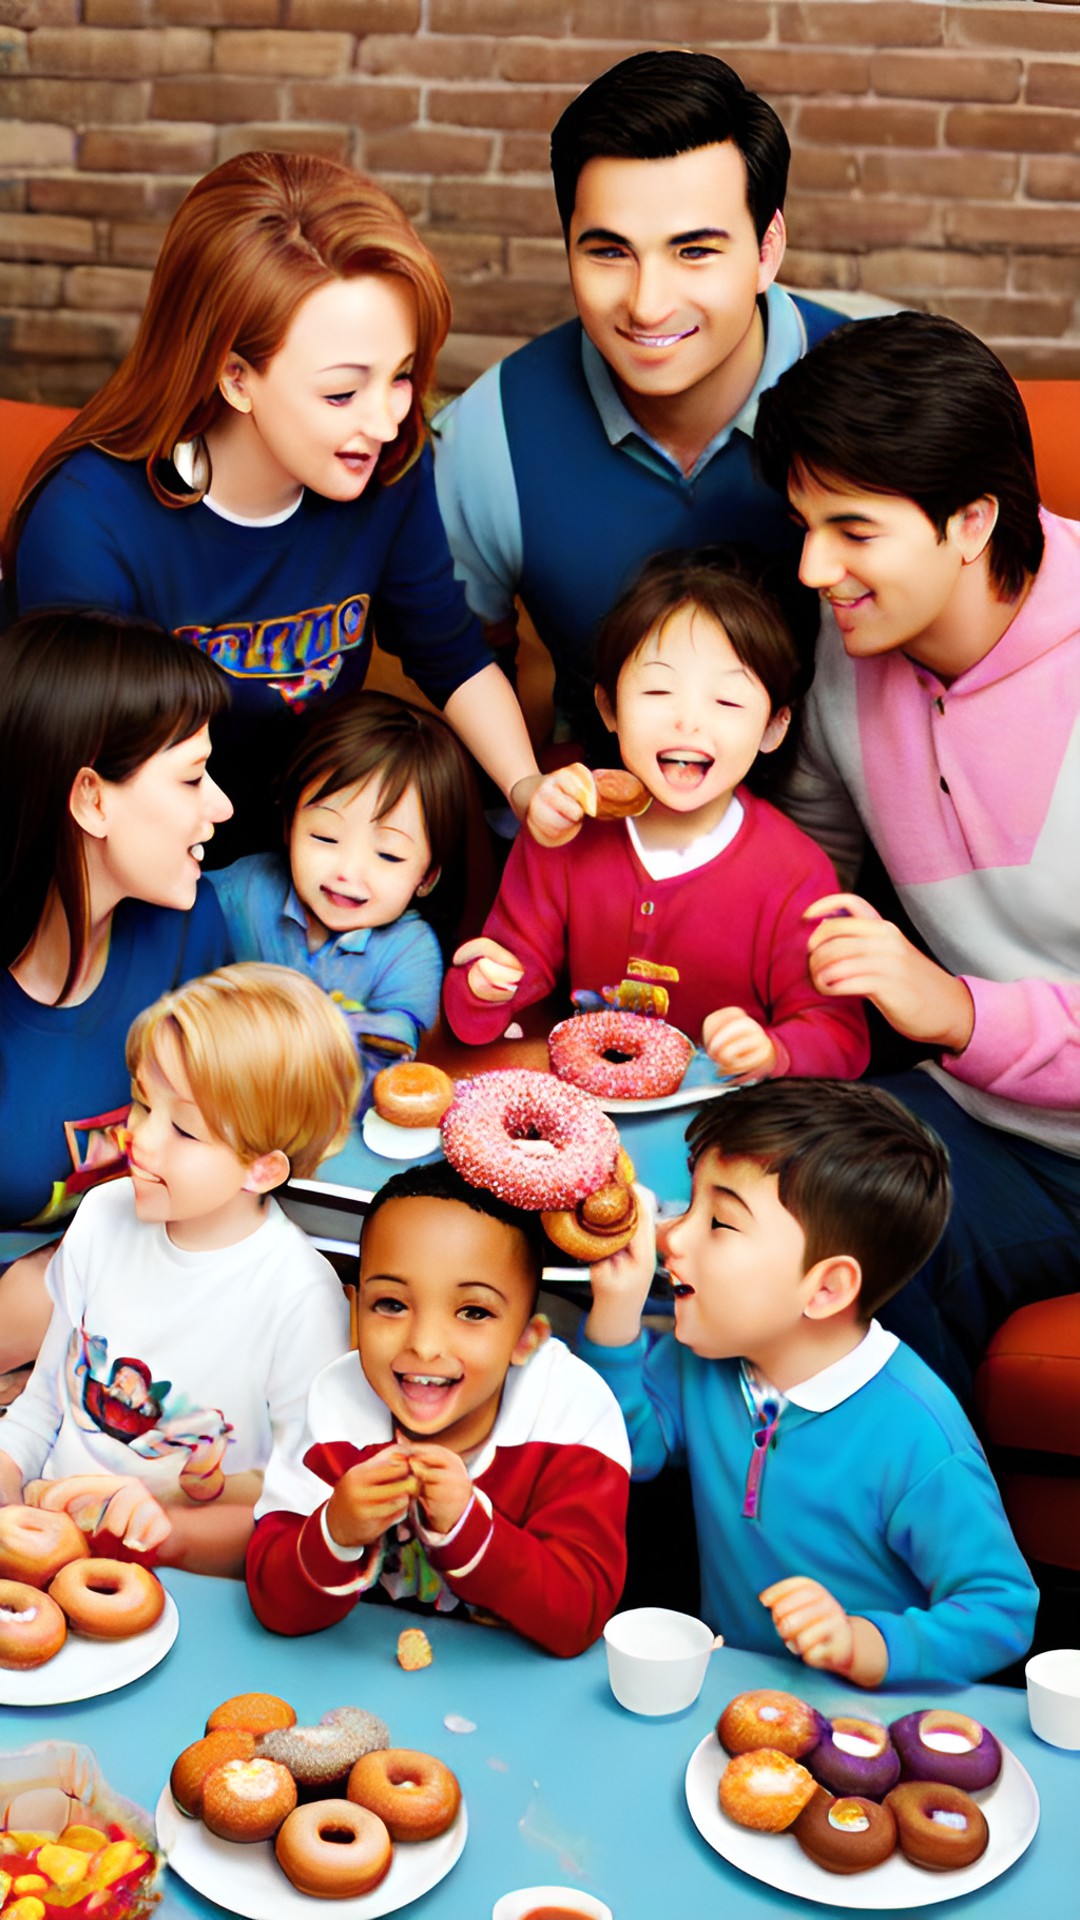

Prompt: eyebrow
[575,225,731,248]
[359,1273,510,1303]
[707,1182,754,1217]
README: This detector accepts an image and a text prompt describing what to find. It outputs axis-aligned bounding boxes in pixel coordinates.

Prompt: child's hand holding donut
[524,763,595,848]
[452,936,525,1005]
[325,1446,419,1550]
[27,1472,172,1555]
[760,1575,888,1688]
[583,1187,658,1348]
[702,1008,778,1080]
[405,1443,473,1536]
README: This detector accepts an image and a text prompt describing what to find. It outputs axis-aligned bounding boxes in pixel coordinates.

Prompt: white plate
[156,1783,467,1919]
[598,1076,736,1115]
[0,1589,179,1706]
[685,1730,1039,1909]
[361,1109,443,1161]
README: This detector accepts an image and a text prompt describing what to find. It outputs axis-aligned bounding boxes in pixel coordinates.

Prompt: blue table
[1,1571,1075,1918]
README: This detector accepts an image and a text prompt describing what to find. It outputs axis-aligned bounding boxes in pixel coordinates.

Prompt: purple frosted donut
[807,1716,900,1801]
[889,1709,1002,1792]
[440,1069,619,1209]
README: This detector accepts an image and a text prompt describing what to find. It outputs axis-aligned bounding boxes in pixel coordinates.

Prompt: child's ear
[218,351,254,414]
[69,767,109,839]
[594,685,619,735]
[243,1148,291,1196]
[415,865,441,899]
[952,494,999,565]
[801,1254,862,1322]
[758,706,791,757]
[509,1313,550,1367]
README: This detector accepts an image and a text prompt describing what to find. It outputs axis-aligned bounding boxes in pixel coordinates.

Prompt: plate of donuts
[0,1588,179,1706]
[155,1782,467,1918]
[684,1728,1039,1908]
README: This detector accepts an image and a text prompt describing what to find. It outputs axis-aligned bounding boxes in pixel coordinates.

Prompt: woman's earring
[416,867,441,898]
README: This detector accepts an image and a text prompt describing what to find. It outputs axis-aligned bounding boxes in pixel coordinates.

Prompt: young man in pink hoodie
[754,310,1080,1402]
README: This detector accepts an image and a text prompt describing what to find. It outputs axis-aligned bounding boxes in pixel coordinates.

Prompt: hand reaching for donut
[325,1445,419,1551]
[523,763,595,848]
[760,1575,888,1688]
[404,1443,473,1537]
[452,935,525,1005]
[0,1449,23,1505]
[583,1187,658,1349]
[27,1472,172,1555]
[702,1008,778,1080]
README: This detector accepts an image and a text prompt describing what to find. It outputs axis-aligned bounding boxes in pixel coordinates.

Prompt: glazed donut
[202,1756,297,1843]
[347,1748,461,1842]
[885,1781,989,1871]
[889,1709,1002,1792]
[171,1731,257,1817]
[718,1690,825,1761]
[586,769,652,820]
[440,1069,619,1210]
[258,1708,390,1791]
[793,1788,898,1874]
[808,1716,900,1801]
[0,1504,89,1588]
[0,1577,67,1669]
[48,1557,164,1639]
[718,1749,817,1833]
[206,1692,297,1736]
[275,1800,392,1898]
[373,1062,455,1129]
[542,1185,639,1263]
[549,1012,693,1101]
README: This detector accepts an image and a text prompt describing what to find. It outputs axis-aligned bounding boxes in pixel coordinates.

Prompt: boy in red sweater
[246,1161,630,1657]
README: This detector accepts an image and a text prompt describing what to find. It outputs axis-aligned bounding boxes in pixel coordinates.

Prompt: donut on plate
[276,1800,392,1897]
[258,1708,390,1793]
[793,1788,898,1874]
[889,1709,1001,1791]
[201,1757,297,1843]
[0,1577,67,1669]
[718,1749,817,1833]
[717,1690,825,1760]
[440,1069,619,1210]
[372,1063,454,1129]
[206,1692,296,1736]
[885,1780,989,1870]
[48,1557,164,1639]
[548,1011,692,1101]
[807,1715,900,1800]
[0,1504,89,1588]
[347,1748,461,1842]
[171,1731,257,1817]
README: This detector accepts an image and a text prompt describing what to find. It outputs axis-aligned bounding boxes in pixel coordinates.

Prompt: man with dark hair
[433,49,847,761]
[753,310,1080,1403]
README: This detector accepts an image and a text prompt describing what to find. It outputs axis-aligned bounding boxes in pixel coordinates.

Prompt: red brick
[496,38,624,85]
[79,123,214,171]
[159,0,280,18]
[151,74,280,119]
[360,32,497,79]
[0,357,119,405]
[427,85,574,133]
[0,25,27,72]
[0,180,26,211]
[372,174,426,219]
[430,0,571,30]
[447,277,576,334]
[946,5,1080,54]
[779,3,943,47]
[288,78,419,124]
[107,217,168,265]
[569,2,769,39]
[1026,155,1080,201]
[789,148,860,193]
[860,151,1019,199]
[65,261,152,308]
[0,76,150,120]
[787,194,944,251]
[287,0,420,24]
[436,328,523,392]
[0,261,63,305]
[363,125,493,174]
[777,250,859,292]
[922,291,1073,339]
[216,122,352,161]
[732,50,871,95]
[0,208,96,259]
[28,171,194,219]
[859,248,1007,295]
[945,201,1080,249]
[1013,253,1080,295]
[213,30,353,77]
[1027,63,1080,110]
[998,342,1080,382]
[870,51,1021,102]
[501,132,551,175]
[947,106,1080,155]
[29,26,209,74]
[428,229,504,276]
[1,306,125,356]
[1,0,79,22]
[506,235,566,280]
[0,121,75,166]
[430,178,559,236]
[797,102,942,148]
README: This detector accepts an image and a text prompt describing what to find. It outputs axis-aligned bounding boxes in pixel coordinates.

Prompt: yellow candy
[5,1899,47,1920]
[11,1873,49,1896]
[56,1827,108,1855]
[87,1839,146,1888]
[0,1836,50,1856]
[0,1869,10,1902]
[35,1844,89,1889]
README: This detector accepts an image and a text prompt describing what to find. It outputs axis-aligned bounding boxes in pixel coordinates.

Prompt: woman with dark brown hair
[6,151,540,854]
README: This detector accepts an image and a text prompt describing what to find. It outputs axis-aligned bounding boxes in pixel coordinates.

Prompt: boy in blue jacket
[578,1079,1037,1687]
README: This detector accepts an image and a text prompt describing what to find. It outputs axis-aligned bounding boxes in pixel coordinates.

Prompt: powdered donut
[718,1690,825,1760]
[719,1749,817,1833]
[808,1716,900,1801]
[258,1708,390,1790]
[793,1788,898,1874]
[201,1757,297,1843]
[0,1504,89,1589]
[549,1011,693,1100]
[206,1692,296,1736]
[440,1068,619,1209]
[48,1557,164,1639]
[275,1800,392,1898]
[885,1780,989,1870]
[373,1062,454,1129]
[171,1731,257,1817]
[0,1577,67,1669]
[889,1709,1002,1792]
[347,1748,461,1842]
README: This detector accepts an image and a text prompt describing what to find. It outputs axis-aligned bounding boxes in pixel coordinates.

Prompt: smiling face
[568,142,783,423]
[217,274,418,514]
[599,604,788,836]
[127,1031,281,1251]
[288,773,433,950]
[356,1195,546,1454]
[85,724,232,916]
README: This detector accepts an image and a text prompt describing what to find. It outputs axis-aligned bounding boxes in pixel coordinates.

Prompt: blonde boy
[0,964,359,1576]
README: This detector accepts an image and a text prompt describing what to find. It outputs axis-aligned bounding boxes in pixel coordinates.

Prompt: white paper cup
[492,1888,612,1920]
[603,1605,722,1716]
[1026,1646,1080,1748]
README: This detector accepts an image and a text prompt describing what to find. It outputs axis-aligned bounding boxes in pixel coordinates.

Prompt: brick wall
[1,0,1079,406]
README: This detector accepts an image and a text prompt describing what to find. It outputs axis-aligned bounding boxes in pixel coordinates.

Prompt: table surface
[1,1569,1076,1920]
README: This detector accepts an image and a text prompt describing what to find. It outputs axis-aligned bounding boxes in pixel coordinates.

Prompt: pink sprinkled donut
[440,1068,618,1209]
[549,1011,693,1100]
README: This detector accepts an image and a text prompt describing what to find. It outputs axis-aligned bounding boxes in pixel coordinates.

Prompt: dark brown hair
[686,1080,951,1318]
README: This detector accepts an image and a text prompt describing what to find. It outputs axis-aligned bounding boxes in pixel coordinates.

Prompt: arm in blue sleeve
[431,369,523,625]
[369,446,494,707]
[574,1328,686,1481]
[16,462,142,617]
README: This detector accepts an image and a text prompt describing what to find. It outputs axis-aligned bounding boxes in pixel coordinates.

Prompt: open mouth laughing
[617,325,699,349]
[393,1370,464,1419]
[656,749,714,791]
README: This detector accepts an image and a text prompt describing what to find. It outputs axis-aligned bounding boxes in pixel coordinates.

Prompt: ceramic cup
[603,1605,723,1716]
[492,1887,613,1920]
[1025,1646,1080,1748]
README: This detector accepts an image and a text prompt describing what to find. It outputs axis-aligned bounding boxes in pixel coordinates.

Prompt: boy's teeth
[190,843,204,861]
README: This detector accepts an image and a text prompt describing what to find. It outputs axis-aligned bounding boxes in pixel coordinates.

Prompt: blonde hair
[126,963,360,1179]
